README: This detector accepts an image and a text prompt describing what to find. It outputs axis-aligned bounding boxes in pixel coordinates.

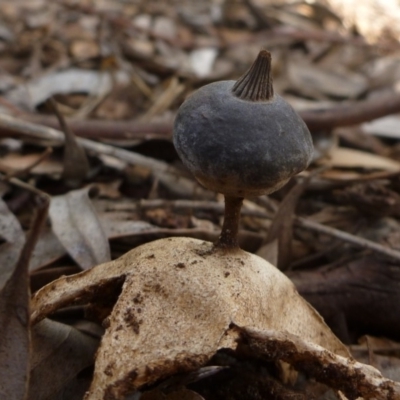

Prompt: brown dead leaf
[7,69,129,110]
[362,115,400,139]
[48,98,90,185]
[260,177,311,270]
[29,228,68,271]
[141,76,185,121]
[287,60,367,99]
[322,147,400,171]
[333,182,400,218]
[99,214,156,239]
[0,195,48,400]
[69,39,99,60]
[0,197,25,289]
[31,237,348,399]
[49,187,111,270]
[288,256,400,342]
[29,318,99,400]
[256,238,278,266]
[0,153,62,177]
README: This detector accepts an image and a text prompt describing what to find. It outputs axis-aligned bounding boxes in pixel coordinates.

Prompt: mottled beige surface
[31,237,348,400]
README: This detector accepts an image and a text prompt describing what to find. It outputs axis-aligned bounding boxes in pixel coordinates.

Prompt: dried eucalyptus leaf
[7,69,129,110]
[29,319,99,400]
[0,196,48,400]
[321,147,400,171]
[0,242,30,400]
[49,188,110,270]
[29,228,66,271]
[31,237,348,400]
[287,61,367,99]
[263,177,311,270]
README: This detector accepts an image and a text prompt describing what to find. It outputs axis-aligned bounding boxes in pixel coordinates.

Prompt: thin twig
[296,217,400,262]
[0,113,213,199]
[300,90,400,131]
[109,198,273,218]
[25,114,173,140]
[20,94,391,141]
[0,173,50,198]
[9,88,399,143]
[0,114,172,172]
[111,198,400,262]
[10,90,400,138]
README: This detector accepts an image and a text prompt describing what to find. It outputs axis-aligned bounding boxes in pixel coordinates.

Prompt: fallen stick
[9,89,400,140]
[0,113,212,199]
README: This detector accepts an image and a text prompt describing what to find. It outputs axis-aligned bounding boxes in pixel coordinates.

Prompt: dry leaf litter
[1,0,400,399]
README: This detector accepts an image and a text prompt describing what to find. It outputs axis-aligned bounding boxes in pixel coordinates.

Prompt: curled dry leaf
[31,237,348,399]
[29,319,99,400]
[6,69,129,110]
[49,187,111,270]
[0,195,49,400]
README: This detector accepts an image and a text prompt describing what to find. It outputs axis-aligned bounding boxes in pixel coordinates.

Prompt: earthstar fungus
[173,50,313,248]
[31,238,351,399]
[31,51,394,400]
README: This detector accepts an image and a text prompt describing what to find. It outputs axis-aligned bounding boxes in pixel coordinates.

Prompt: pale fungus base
[31,237,350,399]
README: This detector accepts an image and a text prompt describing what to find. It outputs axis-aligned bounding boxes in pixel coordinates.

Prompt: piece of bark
[287,257,400,343]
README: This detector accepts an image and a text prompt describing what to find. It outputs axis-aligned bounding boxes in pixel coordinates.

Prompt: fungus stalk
[215,196,244,249]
